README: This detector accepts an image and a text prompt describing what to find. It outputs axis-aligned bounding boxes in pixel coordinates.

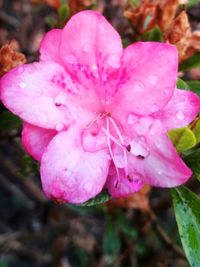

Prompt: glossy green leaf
[192,120,200,143]
[172,186,200,267]
[77,190,111,207]
[179,52,200,71]
[186,81,200,96]
[183,148,200,176]
[168,127,196,152]
[0,111,22,131]
[176,78,190,90]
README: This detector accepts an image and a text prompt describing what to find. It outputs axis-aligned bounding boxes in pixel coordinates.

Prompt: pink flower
[1,11,200,204]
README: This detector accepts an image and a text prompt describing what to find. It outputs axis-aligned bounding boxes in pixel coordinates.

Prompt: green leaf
[0,111,22,131]
[168,127,196,152]
[145,26,163,42]
[186,81,200,96]
[45,16,57,28]
[185,0,200,8]
[172,186,200,267]
[58,3,70,23]
[179,52,200,71]
[176,78,190,90]
[77,190,111,207]
[117,214,137,239]
[192,120,200,143]
[183,148,200,176]
[103,219,121,258]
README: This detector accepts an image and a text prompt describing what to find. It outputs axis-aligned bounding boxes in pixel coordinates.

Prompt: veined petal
[144,131,192,187]
[40,29,62,63]
[22,123,57,161]
[40,126,110,204]
[112,42,178,116]
[155,88,200,130]
[60,10,123,95]
[0,61,95,129]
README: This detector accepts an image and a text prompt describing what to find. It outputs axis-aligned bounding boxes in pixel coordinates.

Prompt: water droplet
[107,55,120,68]
[130,138,149,158]
[150,123,158,135]
[149,75,158,85]
[54,94,65,106]
[56,123,64,131]
[151,104,158,112]
[19,82,26,89]
[127,113,137,125]
[83,44,90,52]
[176,111,184,121]
[134,81,145,92]
[18,66,24,73]
[164,88,170,95]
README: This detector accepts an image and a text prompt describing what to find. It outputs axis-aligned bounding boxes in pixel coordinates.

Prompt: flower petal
[40,127,110,204]
[106,165,144,198]
[22,123,57,161]
[60,10,123,91]
[113,42,178,116]
[155,88,200,130]
[40,29,62,63]
[0,61,83,129]
[144,132,192,187]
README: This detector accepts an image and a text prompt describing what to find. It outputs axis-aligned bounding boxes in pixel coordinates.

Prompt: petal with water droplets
[40,126,109,204]
[144,132,192,187]
[156,89,200,130]
[112,42,178,116]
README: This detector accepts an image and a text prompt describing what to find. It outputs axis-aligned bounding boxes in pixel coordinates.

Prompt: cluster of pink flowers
[0,11,200,204]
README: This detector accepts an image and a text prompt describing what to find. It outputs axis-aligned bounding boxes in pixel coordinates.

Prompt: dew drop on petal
[176,111,185,121]
[56,123,64,132]
[19,82,26,89]
[151,104,158,113]
[134,81,145,92]
[54,94,66,106]
[149,75,158,85]
[127,113,138,125]
[107,55,120,68]
[18,66,25,73]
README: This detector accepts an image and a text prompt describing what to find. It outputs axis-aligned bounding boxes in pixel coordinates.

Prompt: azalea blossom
[0,11,200,204]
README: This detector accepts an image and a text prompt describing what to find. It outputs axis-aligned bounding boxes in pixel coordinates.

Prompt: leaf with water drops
[77,190,111,207]
[172,186,200,267]
[168,127,196,152]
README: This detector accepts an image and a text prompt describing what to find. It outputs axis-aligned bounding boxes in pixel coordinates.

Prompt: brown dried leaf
[109,185,151,212]
[68,0,94,15]
[0,44,26,77]
[164,11,191,61]
[31,0,61,9]
[124,0,179,34]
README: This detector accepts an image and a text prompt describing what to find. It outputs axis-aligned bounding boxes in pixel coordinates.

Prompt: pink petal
[0,61,83,129]
[155,88,200,130]
[22,123,57,161]
[112,42,178,116]
[40,29,62,63]
[60,10,123,94]
[106,165,144,198]
[40,126,110,204]
[144,131,192,187]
